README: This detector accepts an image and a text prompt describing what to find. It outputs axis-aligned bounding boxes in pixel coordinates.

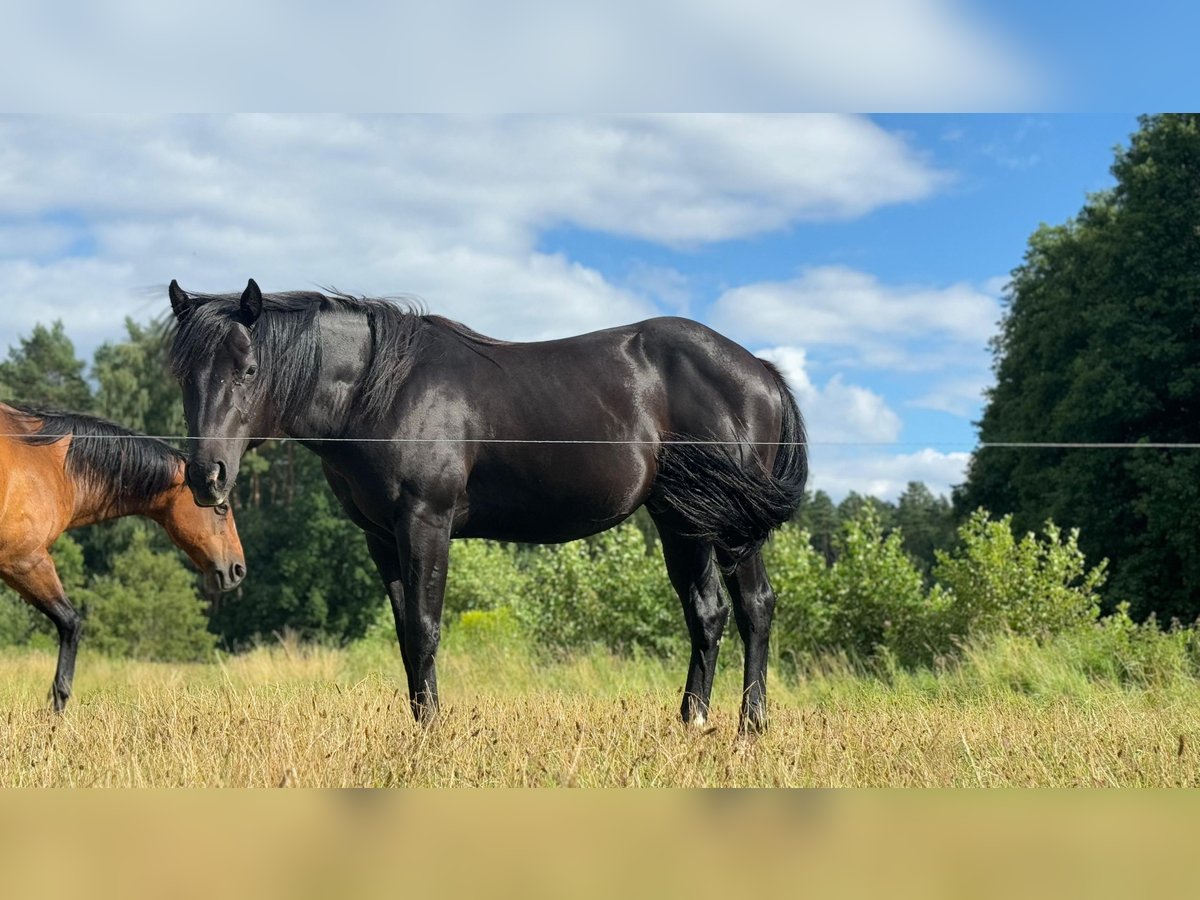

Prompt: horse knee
[54,608,83,645]
[690,592,729,652]
[733,586,775,637]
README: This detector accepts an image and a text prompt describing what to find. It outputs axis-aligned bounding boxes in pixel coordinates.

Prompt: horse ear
[239,278,263,326]
[169,279,194,321]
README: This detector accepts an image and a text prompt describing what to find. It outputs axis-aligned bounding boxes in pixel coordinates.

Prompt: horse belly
[456,445,654,544]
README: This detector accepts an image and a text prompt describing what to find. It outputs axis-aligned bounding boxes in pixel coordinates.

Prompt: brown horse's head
[157,482,247,592]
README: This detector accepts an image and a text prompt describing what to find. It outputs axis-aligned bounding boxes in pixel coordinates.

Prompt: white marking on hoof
[690,712,707,728]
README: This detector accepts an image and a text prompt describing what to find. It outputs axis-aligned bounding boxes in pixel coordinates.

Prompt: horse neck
[67,462,185,530]
[283,309,375,441]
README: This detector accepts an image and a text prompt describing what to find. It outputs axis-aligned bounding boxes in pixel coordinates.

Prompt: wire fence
[3,434,1200,449]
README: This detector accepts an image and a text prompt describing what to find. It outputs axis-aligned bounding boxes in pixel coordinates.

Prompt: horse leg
[364,533,413,690]
[718,549,777,734]
[655,524,728,727]
[396,503,452,724]
[3,552,83,712]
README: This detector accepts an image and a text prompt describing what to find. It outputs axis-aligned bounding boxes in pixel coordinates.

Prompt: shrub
[444,541,529,617]
[514,523,680,657]
[821,507,950,668]
[934,509,1106,642]
[74,532,216,662]
[444,606,528,658]
[763,524,829,663]
[1059,603,1199,687]
[767,511,953,670]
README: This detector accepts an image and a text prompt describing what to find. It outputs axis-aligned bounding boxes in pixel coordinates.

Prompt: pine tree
[0,321,93,410]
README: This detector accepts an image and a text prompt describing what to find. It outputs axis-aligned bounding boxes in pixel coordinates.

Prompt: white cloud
[910,376,991,417]
[814,448,971,501]
[0,116,943,246]
[0,115,945,357]
[0,2,1043,111]
[752,345,973,499]
[757,346,901,444]
[711,265,1002,370]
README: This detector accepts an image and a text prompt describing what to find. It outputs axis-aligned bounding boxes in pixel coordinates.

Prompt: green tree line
[958,113,1200,624]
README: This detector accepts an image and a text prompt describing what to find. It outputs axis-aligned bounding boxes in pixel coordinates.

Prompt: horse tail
[653,360,808,566]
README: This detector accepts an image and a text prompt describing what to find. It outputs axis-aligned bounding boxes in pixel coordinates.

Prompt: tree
[794,490,839,563]
[92,318,185,437]
[0,321,92,410]
[958,114,1200,623]
[74,532,216,662]
[211,447,382,647]
[837,492,896,533]
[895,481,955,575]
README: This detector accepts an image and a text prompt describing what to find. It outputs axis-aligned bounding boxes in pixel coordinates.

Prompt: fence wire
[4,435,1200,449]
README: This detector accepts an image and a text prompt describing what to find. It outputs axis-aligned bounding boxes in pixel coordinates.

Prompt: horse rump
[652,360,807,566]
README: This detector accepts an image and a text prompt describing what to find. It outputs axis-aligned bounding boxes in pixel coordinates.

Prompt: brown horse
[0,402,246,710]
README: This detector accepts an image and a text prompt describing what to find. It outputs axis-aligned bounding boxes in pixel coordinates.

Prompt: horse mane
[8,404,185,506]
[168,289,509,428]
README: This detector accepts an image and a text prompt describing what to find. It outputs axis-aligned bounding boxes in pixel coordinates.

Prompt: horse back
[390,317,786,542]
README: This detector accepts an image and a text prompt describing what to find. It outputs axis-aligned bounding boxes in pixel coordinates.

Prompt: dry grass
[0,637,1198,787]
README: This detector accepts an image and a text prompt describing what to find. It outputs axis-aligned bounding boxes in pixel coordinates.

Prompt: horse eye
[244,365,258,379]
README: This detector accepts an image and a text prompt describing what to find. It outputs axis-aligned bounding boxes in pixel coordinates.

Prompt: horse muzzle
[209,560,247,593]
[186,459,232,507]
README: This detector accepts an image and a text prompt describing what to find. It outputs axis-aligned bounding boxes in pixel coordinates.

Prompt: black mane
[10,405,184,505]
[168,290,504,428]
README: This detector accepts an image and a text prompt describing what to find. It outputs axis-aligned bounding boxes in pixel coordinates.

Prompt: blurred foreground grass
[1,627,1198,787]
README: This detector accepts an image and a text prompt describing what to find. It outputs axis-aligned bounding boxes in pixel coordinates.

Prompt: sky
[2,1,1193,111]
[0,114,1143,500]
[2,0,1184,503]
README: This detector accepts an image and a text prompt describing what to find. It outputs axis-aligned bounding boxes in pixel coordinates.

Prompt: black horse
[168,279,806,732]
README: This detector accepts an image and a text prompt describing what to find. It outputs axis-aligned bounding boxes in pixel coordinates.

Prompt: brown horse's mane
[6,404,184,506]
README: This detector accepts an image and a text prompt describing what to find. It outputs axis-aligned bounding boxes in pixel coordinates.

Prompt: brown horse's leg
[719,550,776,735]
[655,524,727,727]
[2,552,83,712]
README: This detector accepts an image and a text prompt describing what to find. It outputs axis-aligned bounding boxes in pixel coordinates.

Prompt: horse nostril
[232,563,246,582]
[206,461,227,487]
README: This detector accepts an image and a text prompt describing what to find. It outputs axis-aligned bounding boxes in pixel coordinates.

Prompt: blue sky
[537,114,1140,493]
[0,114,1145,499]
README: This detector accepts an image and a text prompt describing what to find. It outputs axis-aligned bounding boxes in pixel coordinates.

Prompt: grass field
[1,631,1199,787]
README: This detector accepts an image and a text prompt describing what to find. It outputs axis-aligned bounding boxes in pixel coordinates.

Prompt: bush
[514,523,680,657]
[763,524,829,663]
[444,606,529,658]
[444,541,529,617]
[1058,603,1199,687]
[74,532,216,662]
[768,510,952,671]
[821,508,951,668]
[934,509,1106,642]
